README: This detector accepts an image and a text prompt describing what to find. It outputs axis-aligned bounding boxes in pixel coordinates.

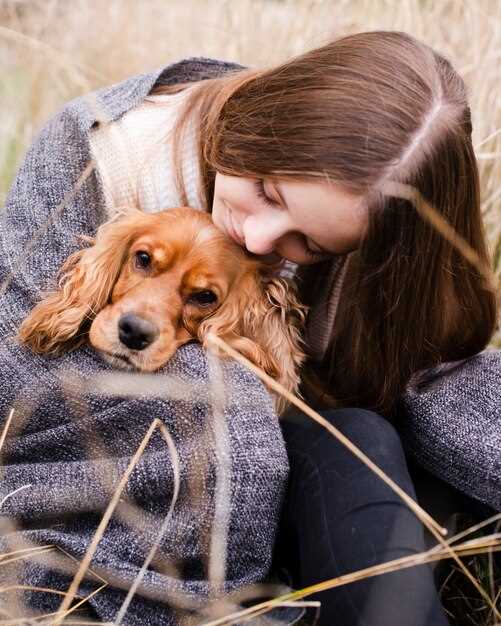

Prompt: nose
[118,313,159,351]
[242,213,288,255]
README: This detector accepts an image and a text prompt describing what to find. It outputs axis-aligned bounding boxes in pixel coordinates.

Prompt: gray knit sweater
[0,56,499,624]
[0,58,302,626]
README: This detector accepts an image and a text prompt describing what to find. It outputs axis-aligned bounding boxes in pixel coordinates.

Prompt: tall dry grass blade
[44,623,113,625]
[442,545,501,559]
[0,583,108,625]
[200,535,501,626]
[222,545,496,626]
[197,352,235,624]
[0,540,118,620]
[483,186,501,212]
[380,180,497,292]
[44,623,113,626]
[55,417,162,624]
[0,613,38,625]
[113,421,181,625]
[475,128,501,149]
[54,546,109,587]
[89,370,211,403]
[432,512,501,551]
[45,582,108,625]
[0,484,32,510]
[0,584,71,598]
[0,547,55,568]
[477,152,501,160]
[0,161,95,299]
[489,588,501,625]
[206,352,231,590]
[0,408,14,454]
[0,546,55,562]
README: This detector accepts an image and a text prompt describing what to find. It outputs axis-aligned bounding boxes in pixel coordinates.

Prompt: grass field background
[0,1,500,624]
[1,0,499,346]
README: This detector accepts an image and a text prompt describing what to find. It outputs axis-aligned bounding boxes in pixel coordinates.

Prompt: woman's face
[211,173,368,265]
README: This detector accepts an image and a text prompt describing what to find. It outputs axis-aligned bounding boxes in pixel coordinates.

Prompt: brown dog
[18,207,306,413]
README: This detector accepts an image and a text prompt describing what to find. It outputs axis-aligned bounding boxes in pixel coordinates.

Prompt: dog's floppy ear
[198,271,308,414]
[18,212,141,354]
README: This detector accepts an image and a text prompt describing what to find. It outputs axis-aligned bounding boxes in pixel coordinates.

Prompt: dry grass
[0,0,500,624]
[0,0,499,342]
[1,340,500,625]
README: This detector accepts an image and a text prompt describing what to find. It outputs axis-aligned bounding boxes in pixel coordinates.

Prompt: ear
[198,272,308,415]
[18,213,140,354]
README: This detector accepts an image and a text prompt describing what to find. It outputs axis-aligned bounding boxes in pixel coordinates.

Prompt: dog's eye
[135,251,151,269]
[188,290,218,306]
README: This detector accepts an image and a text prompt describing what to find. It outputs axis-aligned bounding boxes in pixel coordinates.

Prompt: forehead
[130,212,248,277]
[145,215,217,246]
[276,177,363,212]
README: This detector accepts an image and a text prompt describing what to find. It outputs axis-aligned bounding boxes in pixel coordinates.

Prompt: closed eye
[254,179,277,209]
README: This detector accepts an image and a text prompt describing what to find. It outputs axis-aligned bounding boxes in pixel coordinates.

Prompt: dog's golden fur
[18,207,307,414]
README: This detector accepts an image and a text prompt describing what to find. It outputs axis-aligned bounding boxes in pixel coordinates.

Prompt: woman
[0,30,498,625]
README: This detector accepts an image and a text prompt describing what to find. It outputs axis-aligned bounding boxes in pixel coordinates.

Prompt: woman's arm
[0,342,289,623]
[399,350,500,511]
[0,69,288,623]
[0,98,106,313]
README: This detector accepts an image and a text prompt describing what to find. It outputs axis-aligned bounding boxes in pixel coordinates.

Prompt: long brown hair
[152,30,498,416]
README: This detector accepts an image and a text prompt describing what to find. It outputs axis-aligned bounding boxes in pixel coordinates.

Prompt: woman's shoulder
[19,55,248,186]
[1,57,241,305]
[64,56,247,132]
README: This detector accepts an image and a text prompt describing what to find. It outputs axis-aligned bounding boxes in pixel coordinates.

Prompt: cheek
[111,273,133,303]
[214,176,257,217]
[274,234,316,265]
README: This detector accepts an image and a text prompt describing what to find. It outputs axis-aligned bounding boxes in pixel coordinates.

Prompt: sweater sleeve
[399,350,501,511]
[0,102,107,315]
[0,90,292,625]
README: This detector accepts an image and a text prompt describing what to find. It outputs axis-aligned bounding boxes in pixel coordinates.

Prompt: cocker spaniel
[18,207,307,414]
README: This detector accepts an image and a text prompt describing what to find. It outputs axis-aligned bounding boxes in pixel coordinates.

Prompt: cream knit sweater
[89,85,203,215]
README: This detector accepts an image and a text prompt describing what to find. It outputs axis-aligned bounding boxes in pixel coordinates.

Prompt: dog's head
[18,207,307,412]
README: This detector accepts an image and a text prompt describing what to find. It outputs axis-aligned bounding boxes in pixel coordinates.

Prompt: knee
[284,407,406,472]
[323,407,403,457]
[282,408,419,511]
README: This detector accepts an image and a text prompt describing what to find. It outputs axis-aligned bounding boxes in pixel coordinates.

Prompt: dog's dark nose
[118,313,159,351]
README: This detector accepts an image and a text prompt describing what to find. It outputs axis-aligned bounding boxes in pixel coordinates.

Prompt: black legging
[274,408,450,626]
